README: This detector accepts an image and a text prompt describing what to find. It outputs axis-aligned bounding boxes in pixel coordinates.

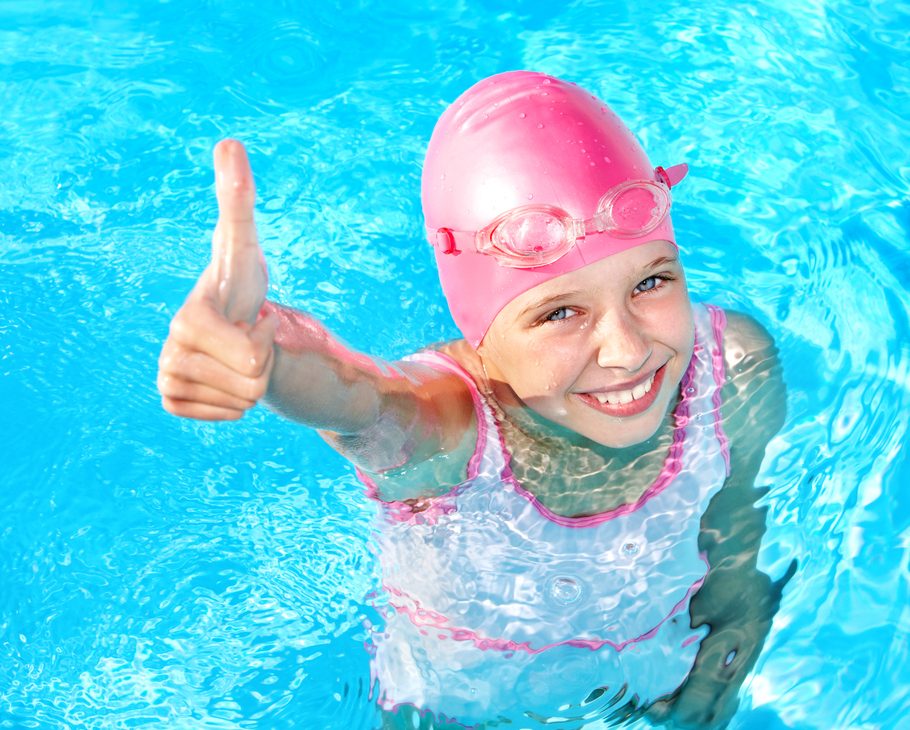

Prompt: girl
[158,71,793,728]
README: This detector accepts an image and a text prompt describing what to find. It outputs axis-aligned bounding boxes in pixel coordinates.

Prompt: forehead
[496,240,680,317]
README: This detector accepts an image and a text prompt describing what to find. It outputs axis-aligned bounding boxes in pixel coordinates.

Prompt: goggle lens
[599,182,669,238]
[493,211,569,257]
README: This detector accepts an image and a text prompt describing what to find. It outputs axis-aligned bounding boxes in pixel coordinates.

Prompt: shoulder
[715,308,786,454]
[719,309,777,372]
[436,339,488,384]
[359,339,483,502]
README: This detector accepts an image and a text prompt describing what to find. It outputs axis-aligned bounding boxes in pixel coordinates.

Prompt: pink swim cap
[422,71,687,347]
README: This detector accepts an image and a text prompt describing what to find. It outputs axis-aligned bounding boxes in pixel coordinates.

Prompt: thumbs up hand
[158,140,278,421]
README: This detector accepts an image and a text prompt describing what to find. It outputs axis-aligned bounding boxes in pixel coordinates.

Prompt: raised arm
[157,141,475,497]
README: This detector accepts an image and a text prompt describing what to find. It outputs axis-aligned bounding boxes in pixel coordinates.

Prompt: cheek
[513,339,583,396]
[655,294,694,343]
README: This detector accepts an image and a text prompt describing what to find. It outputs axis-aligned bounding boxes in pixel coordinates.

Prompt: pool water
[2,0,909,728]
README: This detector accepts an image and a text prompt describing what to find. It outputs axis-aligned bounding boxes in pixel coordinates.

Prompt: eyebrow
[519,292,580,319]
[645,255,680,269]
[517,255,682,318]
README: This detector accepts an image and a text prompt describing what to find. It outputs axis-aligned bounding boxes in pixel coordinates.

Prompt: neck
[489,377,679,465]
[483,378,681,516]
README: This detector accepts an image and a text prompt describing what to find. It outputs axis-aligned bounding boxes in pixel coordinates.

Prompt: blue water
[2,0,909,727]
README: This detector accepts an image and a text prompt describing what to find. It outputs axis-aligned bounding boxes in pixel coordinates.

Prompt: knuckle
[161,396,182,416]
[168,302,207,342]
[247,377,268,403]
[168,314,190,343]
[158,345,177,373]
[238,377,263,404]
[156,373,171,396]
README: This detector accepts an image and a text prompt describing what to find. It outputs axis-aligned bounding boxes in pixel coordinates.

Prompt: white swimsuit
[366,304,730,726]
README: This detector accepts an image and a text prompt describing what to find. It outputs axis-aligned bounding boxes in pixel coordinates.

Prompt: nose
[594,309,652,372]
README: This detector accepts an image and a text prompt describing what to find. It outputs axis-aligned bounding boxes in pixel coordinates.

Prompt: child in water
[158,71,793,728]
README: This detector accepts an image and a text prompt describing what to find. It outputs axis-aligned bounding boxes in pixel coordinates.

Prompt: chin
[573,396,674,449]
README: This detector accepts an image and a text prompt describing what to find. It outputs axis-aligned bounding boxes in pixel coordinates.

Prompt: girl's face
[478,240,694,448]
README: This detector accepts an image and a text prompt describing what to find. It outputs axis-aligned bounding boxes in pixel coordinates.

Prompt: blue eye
[636,276,659,293]
[635,274,674,294]
[545,307,575,322]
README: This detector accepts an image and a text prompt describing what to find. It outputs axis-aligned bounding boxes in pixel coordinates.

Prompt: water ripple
[3,0,910,727]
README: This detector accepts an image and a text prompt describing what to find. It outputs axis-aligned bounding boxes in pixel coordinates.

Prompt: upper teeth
[593,373,655,406]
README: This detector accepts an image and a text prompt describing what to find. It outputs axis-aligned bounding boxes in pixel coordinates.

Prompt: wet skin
[477,240,694,451]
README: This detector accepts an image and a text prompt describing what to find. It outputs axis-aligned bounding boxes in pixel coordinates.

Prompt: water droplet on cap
[519,112,526,119]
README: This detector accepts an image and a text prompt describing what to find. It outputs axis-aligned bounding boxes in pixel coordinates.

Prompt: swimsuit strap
[404,350,502,481]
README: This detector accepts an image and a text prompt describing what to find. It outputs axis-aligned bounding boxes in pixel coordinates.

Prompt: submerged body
[367,295,789,728]
[372,305,729,723]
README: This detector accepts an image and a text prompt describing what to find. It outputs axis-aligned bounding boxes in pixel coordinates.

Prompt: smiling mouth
[590,371,656,406]
[577,364,666,416]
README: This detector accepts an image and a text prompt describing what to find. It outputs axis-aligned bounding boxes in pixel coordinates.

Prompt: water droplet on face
[537,123,544,129]
[527,193,534,200]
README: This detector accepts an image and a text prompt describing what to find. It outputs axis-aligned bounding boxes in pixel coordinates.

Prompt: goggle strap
[434,228,461,256]
[655,163,688,188]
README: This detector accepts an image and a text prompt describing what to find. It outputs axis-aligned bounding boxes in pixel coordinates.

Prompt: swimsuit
[366,303,730,725]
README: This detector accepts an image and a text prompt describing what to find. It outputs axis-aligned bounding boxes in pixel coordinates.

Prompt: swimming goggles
[432,165,686,268]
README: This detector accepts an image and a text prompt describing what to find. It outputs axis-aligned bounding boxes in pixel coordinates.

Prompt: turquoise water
[2,0,909,727]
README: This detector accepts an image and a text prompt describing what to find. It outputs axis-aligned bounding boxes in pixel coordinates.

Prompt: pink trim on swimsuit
[406,351,489,482]
[382,551,711,656]
[707,305,732,476]
[357,350,488,523]
[500,340,701,528]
